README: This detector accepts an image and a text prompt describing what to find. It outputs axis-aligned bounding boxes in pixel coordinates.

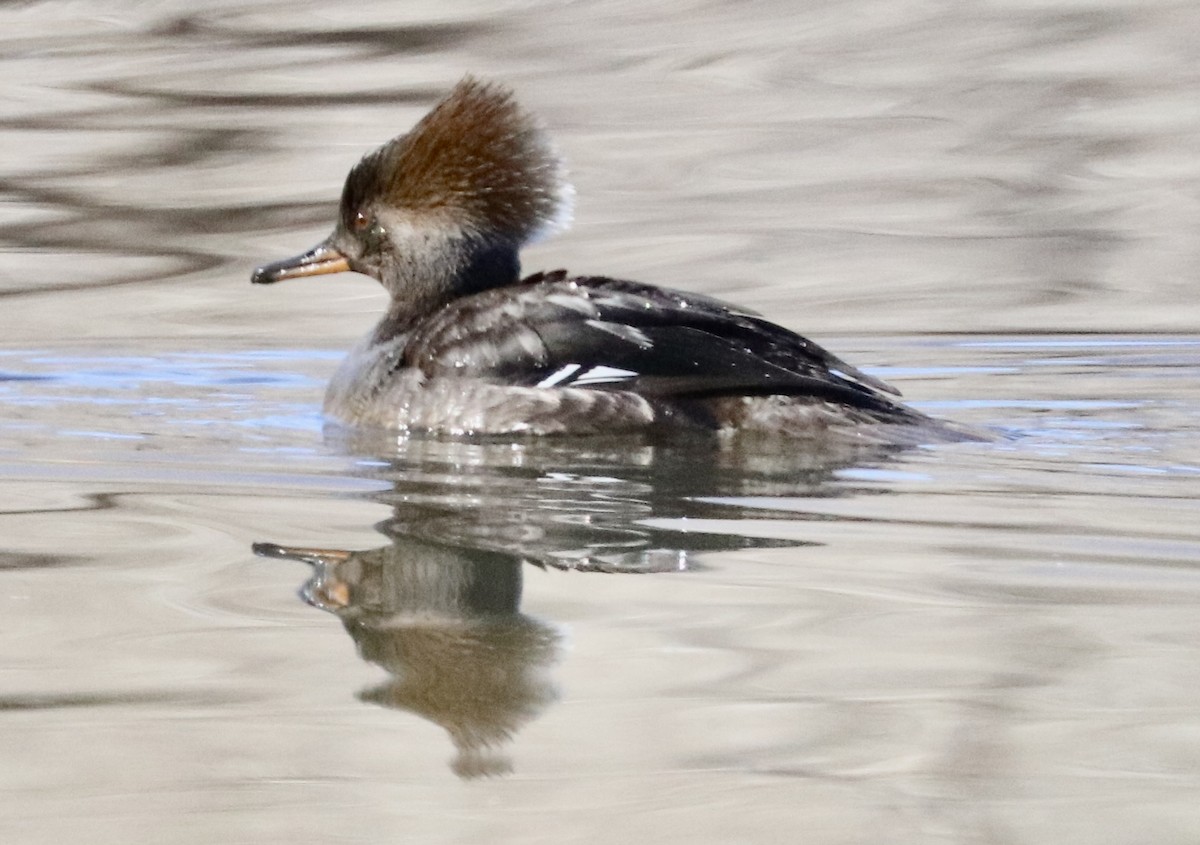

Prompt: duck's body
[323,269,962,442]
[254,78,977,443]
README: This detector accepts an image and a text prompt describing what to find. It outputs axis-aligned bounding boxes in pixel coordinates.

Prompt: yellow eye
[353,211,369,231]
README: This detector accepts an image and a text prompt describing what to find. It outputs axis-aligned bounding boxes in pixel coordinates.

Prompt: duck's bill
[251,542,352,566]
[251,241,350,284]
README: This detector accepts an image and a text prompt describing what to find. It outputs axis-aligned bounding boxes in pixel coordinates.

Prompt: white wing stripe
[537,363,581,387]
[538,364,639,388]
[572,365,639,385]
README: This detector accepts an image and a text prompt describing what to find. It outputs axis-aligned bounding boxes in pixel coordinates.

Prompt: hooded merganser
[253,77,977,442]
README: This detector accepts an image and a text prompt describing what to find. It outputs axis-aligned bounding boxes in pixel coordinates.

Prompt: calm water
[3,2,1200,843]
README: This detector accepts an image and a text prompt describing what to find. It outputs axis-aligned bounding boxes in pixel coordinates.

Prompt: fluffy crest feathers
[341,77,573,244]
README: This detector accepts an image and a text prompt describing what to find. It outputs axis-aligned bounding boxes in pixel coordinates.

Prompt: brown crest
[346,77,572,244]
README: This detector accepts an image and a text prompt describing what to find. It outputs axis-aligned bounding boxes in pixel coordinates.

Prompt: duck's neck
[372,238,522,347]
[453,237,522,298]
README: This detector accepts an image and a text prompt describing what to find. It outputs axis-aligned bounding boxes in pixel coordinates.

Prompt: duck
[252,77,978,443]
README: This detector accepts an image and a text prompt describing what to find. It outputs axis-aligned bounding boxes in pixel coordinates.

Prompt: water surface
[3,2,1200,843]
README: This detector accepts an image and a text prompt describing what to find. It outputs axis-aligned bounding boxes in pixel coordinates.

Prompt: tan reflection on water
[248,434,895,778]
[254,540,561,779]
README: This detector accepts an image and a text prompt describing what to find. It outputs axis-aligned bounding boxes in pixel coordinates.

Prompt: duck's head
[252,77,572,313]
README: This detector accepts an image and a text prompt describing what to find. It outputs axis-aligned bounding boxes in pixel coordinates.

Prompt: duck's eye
[353,211,369,231]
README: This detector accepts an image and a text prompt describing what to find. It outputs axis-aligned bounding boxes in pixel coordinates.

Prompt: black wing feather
[573,277,900,396]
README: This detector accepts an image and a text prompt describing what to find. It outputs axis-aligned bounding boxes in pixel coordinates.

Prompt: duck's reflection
[254,536,557,778]
[256,432,908,777]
